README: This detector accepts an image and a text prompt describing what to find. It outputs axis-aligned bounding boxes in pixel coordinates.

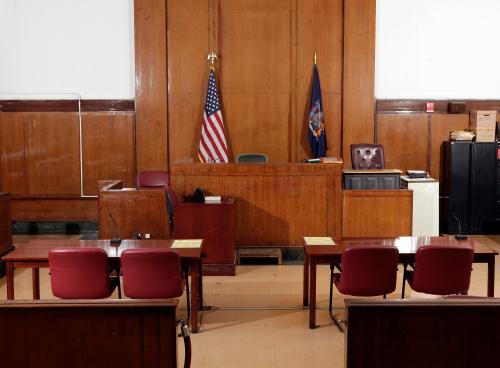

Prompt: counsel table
[303,236,498,329]
[2,239,204,332]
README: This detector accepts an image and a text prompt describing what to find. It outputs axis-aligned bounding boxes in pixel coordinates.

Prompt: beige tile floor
[1,234,499,367]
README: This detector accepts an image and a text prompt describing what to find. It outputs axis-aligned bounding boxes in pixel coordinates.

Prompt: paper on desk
[303,237,336,246]
[172,239,203,248]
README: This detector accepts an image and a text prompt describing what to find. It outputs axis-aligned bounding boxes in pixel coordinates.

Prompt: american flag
[198,70,228,163]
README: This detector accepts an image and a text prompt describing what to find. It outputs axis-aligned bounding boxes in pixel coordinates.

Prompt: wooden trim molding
[0,100,135,112]
[377,99,500,114]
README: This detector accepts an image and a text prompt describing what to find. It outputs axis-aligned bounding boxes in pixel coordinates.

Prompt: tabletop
[2,239,203,261]
[304,236,498,257]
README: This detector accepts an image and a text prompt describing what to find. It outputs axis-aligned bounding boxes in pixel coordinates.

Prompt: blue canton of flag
[308,64,327,158]
[198,70,229,163]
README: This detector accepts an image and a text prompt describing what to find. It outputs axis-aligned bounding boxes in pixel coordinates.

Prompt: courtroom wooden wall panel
[377,114,429,173]
[296,0,343,161]
[342,0,376,167]
[24,113,81,195]
[342,190,412,238]
[220,0,291,162]
[0,113,27,194]
[134,0,168,171]
[162,0,351,164]
[12,198,97,221]
[429,114,468,180]
[82,113,136,196]
[167,0,210,163]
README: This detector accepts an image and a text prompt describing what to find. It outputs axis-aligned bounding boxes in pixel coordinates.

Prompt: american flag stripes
[198,70,229,163]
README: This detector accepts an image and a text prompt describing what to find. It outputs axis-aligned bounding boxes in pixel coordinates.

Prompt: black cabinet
[440,141,497,234]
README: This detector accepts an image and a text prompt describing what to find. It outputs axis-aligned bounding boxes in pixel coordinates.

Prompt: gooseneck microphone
[109,212,122,245]
[452,212,468,240]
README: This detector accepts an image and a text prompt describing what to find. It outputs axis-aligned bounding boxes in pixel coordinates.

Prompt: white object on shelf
[401,176,439,236]
[205,196,222,204]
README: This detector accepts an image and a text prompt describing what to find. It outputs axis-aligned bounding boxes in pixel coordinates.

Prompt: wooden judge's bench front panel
[170,163,343,247]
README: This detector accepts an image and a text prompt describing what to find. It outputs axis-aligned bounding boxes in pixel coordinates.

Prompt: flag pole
[208,51,218,71]
[314,52,317,66]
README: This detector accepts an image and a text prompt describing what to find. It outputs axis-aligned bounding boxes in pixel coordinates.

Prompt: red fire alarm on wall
[426,102,435,113]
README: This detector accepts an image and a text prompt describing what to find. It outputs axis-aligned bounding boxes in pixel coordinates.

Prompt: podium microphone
[452,212,468,240]
[109,212,122,245]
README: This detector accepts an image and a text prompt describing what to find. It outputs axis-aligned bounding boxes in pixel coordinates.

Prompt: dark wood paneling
[377,113,429,172]
[0,100,134,112]
[0,193,13,256]
[171,162,343,246]
[429,114,468,180]
[0,300,178,368]
[377,100,449,114]
[24,113,81,195]
[134,0,168,171]
[0,113,27,194]
[377,99,500,116]
[11,198,97,221]
[82,113,135,196]
[346,299,500,368]
[342,0,376,167]
[342,190,412,238]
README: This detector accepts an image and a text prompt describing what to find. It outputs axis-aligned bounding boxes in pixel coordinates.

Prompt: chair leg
[330,313,346,333]
[185,271,191,323]
[117,278,122,299]
[115,266,122,299]
[329,265,334,313]
[328,265,346,333]
[401,262,407,299]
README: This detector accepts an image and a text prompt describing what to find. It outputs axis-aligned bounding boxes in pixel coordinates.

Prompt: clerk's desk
[341,169,413,238]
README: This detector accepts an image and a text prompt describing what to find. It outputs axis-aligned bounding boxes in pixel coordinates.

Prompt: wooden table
[2,239,204,332]
[303,236,498,329]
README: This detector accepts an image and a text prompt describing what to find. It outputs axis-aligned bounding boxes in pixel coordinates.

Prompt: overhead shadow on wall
[235,199,289,247]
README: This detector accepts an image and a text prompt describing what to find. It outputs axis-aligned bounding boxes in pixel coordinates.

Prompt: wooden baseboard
[202,264,235,276]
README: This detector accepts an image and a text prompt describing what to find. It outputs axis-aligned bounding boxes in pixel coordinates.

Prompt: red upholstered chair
[121,248,189,318]
[137,170,178,237]
[49,247,120,299]
[350,143,385,169]
[329,245,399,332]
[402,245,474,298]
[137,170,170,189]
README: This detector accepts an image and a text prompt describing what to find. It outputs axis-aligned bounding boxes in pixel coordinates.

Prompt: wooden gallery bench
[0,299,179,368]
[345,298,500,368]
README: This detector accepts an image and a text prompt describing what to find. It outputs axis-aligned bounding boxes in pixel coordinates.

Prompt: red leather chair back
[350,144,385,169]
[137,171,170,189]
[336,246,399,296]
[49,247,112,299]
[121,249,184,299]
[137,171,178,209]
[411,245,474,295]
